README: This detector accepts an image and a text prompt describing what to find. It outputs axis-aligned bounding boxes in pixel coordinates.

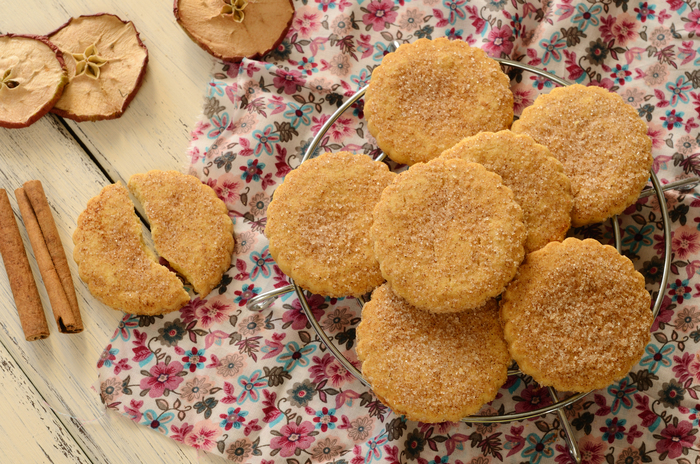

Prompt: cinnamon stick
[16,187,81,334]
[22,181,83,333]
[0,189,50,341]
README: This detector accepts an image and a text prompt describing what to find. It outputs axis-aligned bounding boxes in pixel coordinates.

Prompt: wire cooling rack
[246,54,700,464]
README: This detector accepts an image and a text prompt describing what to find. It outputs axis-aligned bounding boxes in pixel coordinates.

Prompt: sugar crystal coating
[440,130,573,253]
[511,84,653,227]
[356,285,510,423]
[72,182,190,315]
[500,237,652,392]
[364,38,514,166]
[128,170,234,298]
[371,158,526,313]
[266,151,397,297]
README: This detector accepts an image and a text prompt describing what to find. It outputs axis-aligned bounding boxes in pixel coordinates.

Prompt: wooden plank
[1,1,231,461]
[1,0,213,185]
[0,116,224,463]
[0,338,91,464]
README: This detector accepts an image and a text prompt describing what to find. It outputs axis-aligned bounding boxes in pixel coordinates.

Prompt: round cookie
[356,284,510,423]
[364,38,514,166]
[500,238,652,392]
[440,131,573,254]
[266,152,396,297]
[128,170,234,298]
[511,84,652,227]
[371,158,526,313]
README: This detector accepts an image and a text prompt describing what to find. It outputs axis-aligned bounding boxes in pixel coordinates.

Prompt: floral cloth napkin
[97,0,700,462]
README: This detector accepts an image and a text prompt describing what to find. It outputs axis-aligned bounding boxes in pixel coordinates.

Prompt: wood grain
[0,0,213,185]
[0,341,91,463]
[0,112,224,464]
[0,0,236,460]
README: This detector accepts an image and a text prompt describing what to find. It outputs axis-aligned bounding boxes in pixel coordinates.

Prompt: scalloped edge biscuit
[128,170,234,298]
[511,84,652,227]
[364,38,513,166]
[266,152,396,297]
[371,158,525,313]
[73,182,190,315]
[440,130,573,253]
[356,285,510,423]
[500,238,652,392]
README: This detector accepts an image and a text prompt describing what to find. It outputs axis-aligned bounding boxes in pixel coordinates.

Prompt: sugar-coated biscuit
[266,152,396,297]
[371,158,526,313]
[128,170,234,298]
[73,183,190,315]
[356,285,510,422]
[440,130,573,253]
[364,38,514,166]
[511,84,652,227]
[500,238,652,392]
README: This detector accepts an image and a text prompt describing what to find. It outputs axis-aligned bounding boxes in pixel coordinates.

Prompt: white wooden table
[0,1,227,461]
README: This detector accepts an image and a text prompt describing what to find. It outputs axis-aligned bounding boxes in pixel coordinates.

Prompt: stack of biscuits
[265,38,654,423]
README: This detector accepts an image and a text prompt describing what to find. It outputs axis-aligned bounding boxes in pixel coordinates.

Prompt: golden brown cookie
[511,84,652,227]
[356,284,510,422]
[371,158,526,313]
[128,170,234,298]
[73,183,190,315]
[266,152,396,297]
[440,131,573,253]
[500,238,652,392]
[364,38,513,166]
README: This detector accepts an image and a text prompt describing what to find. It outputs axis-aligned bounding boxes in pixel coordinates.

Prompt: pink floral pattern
[97,0,700,462]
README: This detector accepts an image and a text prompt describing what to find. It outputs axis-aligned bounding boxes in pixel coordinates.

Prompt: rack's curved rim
[247,60,677,432]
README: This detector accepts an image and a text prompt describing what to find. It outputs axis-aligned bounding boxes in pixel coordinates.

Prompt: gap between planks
[56,116,152,232]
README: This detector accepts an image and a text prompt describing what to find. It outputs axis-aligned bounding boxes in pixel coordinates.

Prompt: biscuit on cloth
[73,182,190,315]
[511,84,652,227]
[364,38,513,166]
[356,284,510,423]
[440,130,573,254]
[371,158,526,313]
[128,170,234,298]
[266,152,396,297]
[500,238,652,392]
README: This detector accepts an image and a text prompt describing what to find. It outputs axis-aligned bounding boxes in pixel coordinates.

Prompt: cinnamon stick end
[57,317,84,334]
[26,331,50,341]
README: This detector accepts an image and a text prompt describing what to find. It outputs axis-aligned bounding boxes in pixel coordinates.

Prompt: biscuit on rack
[266,152,396,297]
[500,237,652,392]
[511,84,652,227]
[73,183,190,315]
[440,130,573,254]
[364,38,513,166]
[356,284,510,422]
[371,158,526,313]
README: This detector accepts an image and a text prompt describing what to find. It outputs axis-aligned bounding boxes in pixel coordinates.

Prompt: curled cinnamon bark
[0,189,50,341]
[21,181,83,333]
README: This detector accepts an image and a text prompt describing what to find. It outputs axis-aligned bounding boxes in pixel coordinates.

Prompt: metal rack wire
[246,58,699,464]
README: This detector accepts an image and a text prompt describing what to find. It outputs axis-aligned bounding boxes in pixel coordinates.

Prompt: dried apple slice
[48,14,148,121]
[174,0,294,62]
[0,34,68,128]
